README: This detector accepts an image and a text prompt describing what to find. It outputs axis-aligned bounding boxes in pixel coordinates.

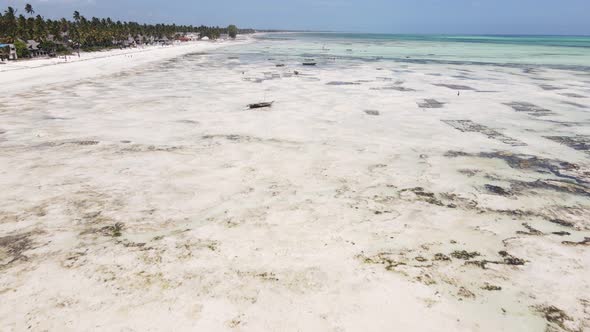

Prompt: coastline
[0,36,254,94]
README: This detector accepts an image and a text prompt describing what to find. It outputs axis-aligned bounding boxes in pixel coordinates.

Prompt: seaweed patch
[371,86,415,92]
[504,102,554,117]
[448,151,589,186]
[561,237,590,246]
[545,135,590,153]
[326,81,361,86]
[443,120,526,146]
[434,84,475,90]
[418,99,445,109]
[0,231,42,268]
[538,84,563,91]
[484,184,512,196]
[560,93,586,99]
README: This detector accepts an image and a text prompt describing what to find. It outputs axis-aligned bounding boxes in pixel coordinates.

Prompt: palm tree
[3,7,18,41]
[25,3,34,16]
[73,11,81,56]
[2,4,248,54]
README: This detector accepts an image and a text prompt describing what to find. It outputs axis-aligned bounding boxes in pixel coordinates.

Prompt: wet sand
[0,40,589,331]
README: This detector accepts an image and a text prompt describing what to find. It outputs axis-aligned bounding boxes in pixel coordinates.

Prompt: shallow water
[219,33,590,70]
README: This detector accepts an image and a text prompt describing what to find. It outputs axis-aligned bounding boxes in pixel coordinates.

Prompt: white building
[0,43,18,60]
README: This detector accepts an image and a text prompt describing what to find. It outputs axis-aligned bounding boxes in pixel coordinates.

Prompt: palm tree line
[0,4,251,57]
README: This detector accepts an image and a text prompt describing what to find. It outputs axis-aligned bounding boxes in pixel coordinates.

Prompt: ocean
[219,33,590,70]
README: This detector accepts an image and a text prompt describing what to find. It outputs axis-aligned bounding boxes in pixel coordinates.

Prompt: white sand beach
[0,35,589,331]
[0,38,249,93]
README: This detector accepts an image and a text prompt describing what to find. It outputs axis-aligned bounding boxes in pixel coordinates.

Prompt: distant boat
[302,62,317,66]
[248,101,274,109]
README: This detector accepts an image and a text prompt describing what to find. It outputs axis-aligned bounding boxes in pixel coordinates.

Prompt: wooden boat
[247,101,274,109]
[302,62,317,66]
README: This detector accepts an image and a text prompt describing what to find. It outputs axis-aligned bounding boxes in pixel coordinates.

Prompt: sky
[2,0,590,35]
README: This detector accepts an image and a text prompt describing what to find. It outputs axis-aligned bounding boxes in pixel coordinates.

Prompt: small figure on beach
[457,91,460,96]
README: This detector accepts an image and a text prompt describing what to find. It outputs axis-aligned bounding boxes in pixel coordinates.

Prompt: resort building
[26,40,48,58]
[0,43,18,60]
[155,36,172,45]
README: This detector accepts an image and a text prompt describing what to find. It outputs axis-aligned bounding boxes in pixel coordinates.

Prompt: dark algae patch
[326,81,360,86]
[434,83,475,90]
[560,92,586,98]
[498,251,525,265]
[504,102,554,117]
[417,99,445,108]
[359,252,407,271]
[484,184,512,196]
[371,86,415,91]
[364,110,380,116]
[517,223,544,236]
[534,305,576,331]
[446,150,590,188]
[399,187,445,206]
[450,250,481,260]
[464,251,526,270]
[433,253,451,261]
[481,283,502,291]
[549,219,575,228]
[92,222,125,238]
[538,84,563,91]
[545,135,590,153]
[561,237,590,246]
[443,120,526,146]
[0,231,41,268]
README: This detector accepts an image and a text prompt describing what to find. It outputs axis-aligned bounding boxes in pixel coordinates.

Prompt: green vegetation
[13,39,28,57]
[0,3,248,57]
[228,24,238,39]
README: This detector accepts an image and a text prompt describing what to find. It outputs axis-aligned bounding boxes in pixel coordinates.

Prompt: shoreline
[0,37,253,94]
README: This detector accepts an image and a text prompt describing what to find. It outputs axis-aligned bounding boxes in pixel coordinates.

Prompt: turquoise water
[226,33,590,70]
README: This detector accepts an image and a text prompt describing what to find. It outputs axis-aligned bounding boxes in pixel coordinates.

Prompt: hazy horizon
[2,0,589,36]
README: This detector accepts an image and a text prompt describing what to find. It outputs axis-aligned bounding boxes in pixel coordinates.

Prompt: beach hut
[26,40,47,57]
[185,33,199,41]
[156,36,171,45]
